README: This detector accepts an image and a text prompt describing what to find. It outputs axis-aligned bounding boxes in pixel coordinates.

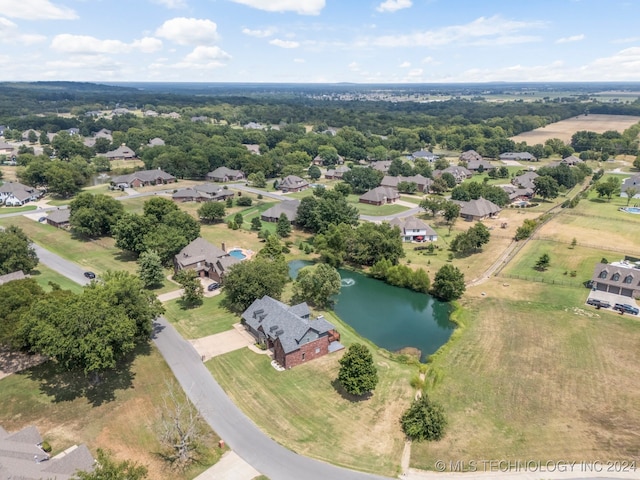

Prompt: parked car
[38,217,47,222]
[207,282,220,291]
[586,298,611,309]
[613,303,640,315]
[84,271,96,279]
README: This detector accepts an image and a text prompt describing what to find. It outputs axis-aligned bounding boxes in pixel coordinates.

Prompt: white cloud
[556,34,584,44]
[407,68,423,77]
[367,15,546,48]
[0,17,46,45]
[51,34,162,54]
[150,0,187,8]
[580,47,640,80]
[229,0,325,15]
[156,17,219,45]
[376,0,412,13]
[293,58,305,63]
[269,38,299,48]
[348,62,360,71]
[171,46,232,70]
[399,61,411,67]
[0,0,77,20]
[611,36,640,44]
[242,27,277,38]
[422,56,436,64]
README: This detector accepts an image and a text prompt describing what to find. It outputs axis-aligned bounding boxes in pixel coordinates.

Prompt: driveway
[194,450,260,480]
[189,325,253,361]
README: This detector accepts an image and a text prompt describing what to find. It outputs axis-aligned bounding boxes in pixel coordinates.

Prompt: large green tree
[594,176,621,202]
[174,269,204,307]
[0,225,39,275]
[533,175,560,201]
[337,343,378,396]
[292,263,341,308]
[69,192,124,237]
[430,264,465,301]
[197,201,226,223]
[0,278,44,348]
[137,250,165,289]
[401,394,447,441]
[450,222,490,255]
[276,212,292,237]
[342,167,383,194]
[222,256,289,312]
[113,213,154,256]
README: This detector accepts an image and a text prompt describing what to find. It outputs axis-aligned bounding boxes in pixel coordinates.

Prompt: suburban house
[312,154,344,166]
[435,165,472,183]
[499,184,534,203]
[243,144,261,155]
[21,129,40,141]
[0,141,15,156]
[0,270,27,285]
[242,295,343,369]
[389,216,438,242]
[325,166,350,180]
[279,175,309,193]
[381,174,433,193]
[144,110,158,117]
[411,149,438,162]
[172,184,235,203]
[622,174,640,198]
[0,424,95,479]
[112,108,132,116]
[560,155,584,166]
[206,167,245,182]
[459,150,483,163]
[243,122,266,130]
[94,128,113,140]
[191,116,209,123]
[499,152,538,162]
[359,186,400,206]
[111,169,176,188]
[147,137,165,147]
[173,237,241,283]
[466,158,495,172]
[104,145,136,160]
[163,112,181,119]
[0,182,42,206]
[591,261,640,298]
[46,208,71,228]
[370,160,392,172]
[453,197,502,221]
[261,200,300,223]
[512,171,539,190]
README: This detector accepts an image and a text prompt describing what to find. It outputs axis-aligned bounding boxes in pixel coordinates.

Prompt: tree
[163,210,200,243]
[431,264,465,301]
[401,394,447,442]
[73,449,148,480]
[226,196,233,208]
[594,176,621,202]
[624,186,639,206]
[634,155,640,171]
[69,193,124,237]
[222,256,289,312]
[27,130,38,144]
[0,226,39,274]
[570,237,577,249]
[308,165,321,180]
[292,263,341,308]
[113,213,154,256]
[174,269,204,307]
[236,196,252,206]
[337,343,378,396]
[342,167,383,194]
[142,224,189,265]
[250,216,262,231]
[420,197,445,217]
[137,250,165,289]
[234,212,244,228]
[143,197,178,222]
[333,182,351,196]
[0,278,43,348]
[247,171,267,188]
[197,201,225,223]
[535,253,550,271]
[533,175,560,201]
[442,201,460,233]
[276,212,292,237]
[450,222,490,255]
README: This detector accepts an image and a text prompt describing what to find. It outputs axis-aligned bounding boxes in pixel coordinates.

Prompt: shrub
[40,441,52,453]
[401,394,447,441]
[257,193,263,199]
[236,197,252,206]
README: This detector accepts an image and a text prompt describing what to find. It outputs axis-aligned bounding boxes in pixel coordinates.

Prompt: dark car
[613,303,640,315]
[586,298,611,309]
[38,217,47,222]
[207,282,220,291]
[84,271,96,279]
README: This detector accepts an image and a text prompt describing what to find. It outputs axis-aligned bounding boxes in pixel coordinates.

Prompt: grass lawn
[411,279,640,469]
[399,194,424,205]
[0,346,224,480]
[207,310,415,477]
[30,265,84,293]
[163,293,238,339]
[345,194,409,216]
[0,205,38,213]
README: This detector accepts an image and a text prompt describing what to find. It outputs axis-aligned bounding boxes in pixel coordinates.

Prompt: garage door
[608,286,621,295]
[596,283,608,292]
[621,288,633,297]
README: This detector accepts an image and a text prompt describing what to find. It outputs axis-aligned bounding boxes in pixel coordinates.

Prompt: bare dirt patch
[510,114,640,145]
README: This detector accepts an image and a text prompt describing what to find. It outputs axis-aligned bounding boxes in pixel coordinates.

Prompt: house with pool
[173,237,247,283]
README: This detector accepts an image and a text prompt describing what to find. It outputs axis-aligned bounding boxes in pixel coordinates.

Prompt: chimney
[221,242,226,252]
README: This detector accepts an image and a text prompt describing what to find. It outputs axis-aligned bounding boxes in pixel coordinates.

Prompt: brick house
[359,186,399,206]
[279,175,309,193]
[111,169,176,188]
[242,296,343,369]
[206,167,245,182]
[173,237,240,283]
[46,208,71,228]
[261,200,300,223]
[452,197,502,221]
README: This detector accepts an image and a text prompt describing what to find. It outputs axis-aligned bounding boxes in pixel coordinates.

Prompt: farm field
[510,114,640,145]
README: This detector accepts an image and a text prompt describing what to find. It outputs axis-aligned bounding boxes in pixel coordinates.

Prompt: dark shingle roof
[453,198,501,218]
[388,216,437,237]
[111,169,175,185]
[261,200,300,221]
[47,208,71,224]
[359,186,399,203]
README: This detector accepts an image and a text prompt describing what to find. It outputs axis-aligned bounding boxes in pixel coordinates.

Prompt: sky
[1,0,640,83]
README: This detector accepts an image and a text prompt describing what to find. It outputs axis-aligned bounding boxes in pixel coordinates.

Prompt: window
[315,348,320,354]
[599,270,608,279]
[624,275,633,284]
[301,352,305,361]
[612,273,620,281]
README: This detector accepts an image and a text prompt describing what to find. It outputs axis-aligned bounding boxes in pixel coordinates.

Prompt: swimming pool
[228,249,247,259]
[621,207,640,214]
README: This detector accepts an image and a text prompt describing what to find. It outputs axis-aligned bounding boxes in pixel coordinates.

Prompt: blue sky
[1,0,639,83]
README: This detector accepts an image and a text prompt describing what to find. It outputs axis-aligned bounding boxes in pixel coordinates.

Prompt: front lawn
[346,195,409,216]
[0,205,38,213]
[163,292,238,339]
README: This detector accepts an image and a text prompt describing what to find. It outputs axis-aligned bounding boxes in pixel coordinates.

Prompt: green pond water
[289,261,455,362]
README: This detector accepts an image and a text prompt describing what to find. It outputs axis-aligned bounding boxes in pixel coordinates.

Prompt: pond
[289,260,455,362]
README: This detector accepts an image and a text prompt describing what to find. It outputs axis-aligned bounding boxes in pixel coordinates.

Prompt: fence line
[531,235,640,256]
[498,273,583,288]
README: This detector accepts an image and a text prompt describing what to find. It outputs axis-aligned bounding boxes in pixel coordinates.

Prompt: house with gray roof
[0,270,27,285]
[147,137,165,147]
[0,141,15,155]
[243,144,261,155]
[411,149,438,162]
[453,197,502,221]
[591,261,640,298]
[172,184,235,203]
[466,158,495,172]
[370,160,392,172]
[389,216,438,242]
[621,174,640,199]
[173,237,241,283]
[359,186,399,206]
[435,166,472,183]
[111,169,176,188]
[499,184,534,203]
[242,295,343,369]
[46,208,71,228]
[560,155,584,166]
[172,188,213,203]
[325,166,350,180]
[206,167,245,182]
[279,175,309,193]
[499,152,537,162]
[104,145,136,160]
[261,200,300,223]
[512,171,539,190]
[0,181,42,206]
[0,424,95,479]
[381,174,433,193]
[459,150,483,163]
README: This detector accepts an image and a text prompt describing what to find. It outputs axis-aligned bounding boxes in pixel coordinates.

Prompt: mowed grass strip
[412,281,640,469]
[163,293,238,339]
[0,346,223,480]
[31,264,84,293]
[207,311,415,477]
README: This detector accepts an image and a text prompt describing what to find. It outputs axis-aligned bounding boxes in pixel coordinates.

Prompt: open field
[0,346,223,480]
[208,311,415,477]
[163,293,238,339]
[510,114,640,145]
[412,278,640,469]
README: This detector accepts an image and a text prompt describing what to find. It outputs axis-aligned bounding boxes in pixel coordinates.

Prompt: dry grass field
[510,114,640,145]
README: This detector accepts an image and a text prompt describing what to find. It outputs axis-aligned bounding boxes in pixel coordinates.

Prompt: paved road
[153,316,391,480]
[32,243,91,286]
